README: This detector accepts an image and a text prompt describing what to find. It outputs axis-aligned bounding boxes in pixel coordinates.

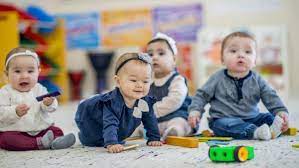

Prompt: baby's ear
[173,55,177,65]
[114,75,120,87]
[4,70,8,76]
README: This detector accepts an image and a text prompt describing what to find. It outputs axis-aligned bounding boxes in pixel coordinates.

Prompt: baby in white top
[0,47,75,151]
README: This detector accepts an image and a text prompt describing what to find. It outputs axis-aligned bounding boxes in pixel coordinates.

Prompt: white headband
[152,32,178,55]
[5,50,40,68]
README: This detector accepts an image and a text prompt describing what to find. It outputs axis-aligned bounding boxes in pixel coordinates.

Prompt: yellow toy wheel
[234,146,249,162]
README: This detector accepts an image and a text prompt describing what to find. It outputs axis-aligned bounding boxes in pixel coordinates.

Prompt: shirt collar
[224,69,252,81]
[111,87,139,110]
[153,70,176,86]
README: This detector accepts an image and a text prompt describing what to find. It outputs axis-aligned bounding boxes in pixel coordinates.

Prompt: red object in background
[68,71,85,101]
[0,3,37,21]
[177,43,192,81]
[23,26,48,55]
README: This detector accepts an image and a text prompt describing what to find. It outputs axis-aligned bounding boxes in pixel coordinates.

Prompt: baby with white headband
[144,33,196,140]
[0,47,75,151]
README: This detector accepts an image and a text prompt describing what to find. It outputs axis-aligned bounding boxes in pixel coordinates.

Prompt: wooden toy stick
[165,136,198,148]
[123,144,139,151]
[197,137,233,142]
[125,137,143,141]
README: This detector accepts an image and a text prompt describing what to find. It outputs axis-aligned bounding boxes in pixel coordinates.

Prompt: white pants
[131,117,192,140]
[159,117,192,140]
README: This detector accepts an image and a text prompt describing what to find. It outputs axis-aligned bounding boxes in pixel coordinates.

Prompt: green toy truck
[209,146,254,162]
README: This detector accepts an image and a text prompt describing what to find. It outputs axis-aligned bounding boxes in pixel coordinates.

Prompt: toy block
[209,146,254,162]
[283,128,297,136]
[197,137,233,142]
[292,144,299,148]
[36,91,61,101]
[123,144,139,151]
[202,130,214,137]
[165,136,199,148]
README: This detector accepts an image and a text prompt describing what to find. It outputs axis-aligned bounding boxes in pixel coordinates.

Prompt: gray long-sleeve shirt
[188,69,288,119]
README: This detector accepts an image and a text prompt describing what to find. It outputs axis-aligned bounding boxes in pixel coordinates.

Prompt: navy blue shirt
[75,88,160,147]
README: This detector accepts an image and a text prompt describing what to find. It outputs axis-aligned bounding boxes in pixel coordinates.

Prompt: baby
[75,53,163,153]
[188,31,289,140]
[0,47,75,151]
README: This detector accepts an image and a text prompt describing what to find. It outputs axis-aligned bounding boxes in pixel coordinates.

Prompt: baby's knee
[48,126,64,137]
[167,126,188,136]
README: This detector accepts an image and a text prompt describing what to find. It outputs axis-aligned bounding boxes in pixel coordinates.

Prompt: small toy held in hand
[36,91,61,102]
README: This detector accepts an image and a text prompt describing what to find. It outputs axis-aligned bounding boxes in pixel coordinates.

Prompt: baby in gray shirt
[188,31,289,140]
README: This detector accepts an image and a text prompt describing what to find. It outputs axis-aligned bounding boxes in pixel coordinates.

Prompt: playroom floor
[1,99,299,168]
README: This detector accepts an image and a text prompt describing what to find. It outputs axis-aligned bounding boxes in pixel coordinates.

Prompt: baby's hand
[42,97,55,106]
[16,104,30,117]
[147,141,163,146]
[277,111,289,132]
[188,111,201,128]
[107,144,124,153]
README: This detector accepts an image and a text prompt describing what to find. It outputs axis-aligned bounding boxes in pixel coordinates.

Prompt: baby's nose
[21,72,29,78]
[238,52,245,58]
[136,81,143,88]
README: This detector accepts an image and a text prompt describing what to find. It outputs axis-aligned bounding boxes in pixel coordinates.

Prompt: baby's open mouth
[237,60,244,64]
[19,82,29,86]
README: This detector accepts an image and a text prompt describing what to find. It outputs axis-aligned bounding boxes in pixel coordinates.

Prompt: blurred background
[0,0,298,104]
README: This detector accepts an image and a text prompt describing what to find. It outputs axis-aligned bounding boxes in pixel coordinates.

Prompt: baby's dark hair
[221,31,256,61]
[147,38,175,55]
[114,52,152,75]
[5,47,39,71]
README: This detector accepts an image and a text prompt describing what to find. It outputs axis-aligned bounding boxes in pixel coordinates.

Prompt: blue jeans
[209,113,274,139]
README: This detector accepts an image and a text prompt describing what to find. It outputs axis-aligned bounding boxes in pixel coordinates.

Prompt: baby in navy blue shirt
[75,52,162,153]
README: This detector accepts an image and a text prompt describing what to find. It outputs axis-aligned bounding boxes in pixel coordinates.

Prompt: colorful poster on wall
[153,4,202,42]
[101,9,152,47]
[58,12,99,49]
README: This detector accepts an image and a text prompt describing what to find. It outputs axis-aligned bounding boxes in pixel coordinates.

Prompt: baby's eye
[148,53,153,57]
[158,52,165,56]
[246,50,252,54]
[143,81,149,84]
[14,70,21,73]
[28,70,34,73]
[130,79,137,82]
[230,49,236,53]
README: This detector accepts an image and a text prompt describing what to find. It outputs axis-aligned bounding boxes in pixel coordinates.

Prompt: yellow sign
[101,9,153,47]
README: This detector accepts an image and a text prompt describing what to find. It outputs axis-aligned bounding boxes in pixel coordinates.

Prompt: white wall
[3,0,299,98]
